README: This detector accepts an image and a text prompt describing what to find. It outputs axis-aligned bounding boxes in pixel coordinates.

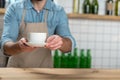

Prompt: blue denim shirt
[1,0,76,54]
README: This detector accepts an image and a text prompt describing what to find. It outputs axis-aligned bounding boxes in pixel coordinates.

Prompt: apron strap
[21,9,48,23]
[19,8,48,39]
[21,9,26,24]
[18,8,27,40]
[44,10,48,23]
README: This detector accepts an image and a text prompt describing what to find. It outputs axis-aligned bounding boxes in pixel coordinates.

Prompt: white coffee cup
[28,32,47,47]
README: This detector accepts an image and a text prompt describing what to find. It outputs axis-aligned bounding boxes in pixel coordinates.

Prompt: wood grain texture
[68,13,120,21]
[0,68,120,80]
[0,8,5,14]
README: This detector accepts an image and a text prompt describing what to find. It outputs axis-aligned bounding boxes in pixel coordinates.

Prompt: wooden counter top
[0,68,120,80]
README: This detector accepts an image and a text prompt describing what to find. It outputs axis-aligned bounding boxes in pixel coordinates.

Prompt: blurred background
[54,0,120,69]
[0,0,120,69]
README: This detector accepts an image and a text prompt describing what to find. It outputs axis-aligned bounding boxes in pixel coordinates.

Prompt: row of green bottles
[53,50,61,68]
[72,0,120,16]
[53,48,92,68]
[115,0,120,16]
[79,49,91,68]
[73,0,80,13]
[83,0,99,14]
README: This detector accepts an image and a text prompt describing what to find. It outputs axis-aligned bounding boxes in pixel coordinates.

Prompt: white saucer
[26,42,46,47]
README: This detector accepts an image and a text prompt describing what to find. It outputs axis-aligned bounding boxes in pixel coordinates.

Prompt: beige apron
[7,9,53,68]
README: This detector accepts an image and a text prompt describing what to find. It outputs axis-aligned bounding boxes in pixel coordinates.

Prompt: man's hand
[4,37,38,55]
[45,35,63,50]
[45,35,72,53]
[18,38,37,53]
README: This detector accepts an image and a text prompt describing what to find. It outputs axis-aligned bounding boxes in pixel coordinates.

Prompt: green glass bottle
[53,50,61,68]
[92,0,99,14]
[86,49,92,68]
[83,0,91,14]
[73,48,79,68]
[106,0,113,15]
[61,53,68,68]
[115,0,120,16]
[73,0,80,13]
[79,49,86,68]
[67,52,73,68]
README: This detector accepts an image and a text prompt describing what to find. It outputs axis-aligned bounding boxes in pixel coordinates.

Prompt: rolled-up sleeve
[55,7,76,51]
[0,4,19,56]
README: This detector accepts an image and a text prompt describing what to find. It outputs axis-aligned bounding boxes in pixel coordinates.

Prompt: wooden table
[0,68,120,80]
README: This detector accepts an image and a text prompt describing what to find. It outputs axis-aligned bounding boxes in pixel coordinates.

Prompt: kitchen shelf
[68,13,120,21]
[1,8,120,21]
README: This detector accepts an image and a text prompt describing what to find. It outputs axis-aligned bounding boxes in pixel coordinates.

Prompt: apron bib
[7,9,53,68]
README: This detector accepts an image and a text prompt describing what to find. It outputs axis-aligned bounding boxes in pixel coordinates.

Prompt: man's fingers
[19,38,29,48]
[46,35,64,50]
[46,41,63,50]
[20,38,27,43]
[47,35,62,45]
[49,41,63,47]
[46,35,57,43]
[48,45,62,50]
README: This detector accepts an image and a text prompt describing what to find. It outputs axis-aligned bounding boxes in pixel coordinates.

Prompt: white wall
[55,0,120,69]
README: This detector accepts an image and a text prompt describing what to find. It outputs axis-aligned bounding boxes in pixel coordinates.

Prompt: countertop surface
[0,68,120,80]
